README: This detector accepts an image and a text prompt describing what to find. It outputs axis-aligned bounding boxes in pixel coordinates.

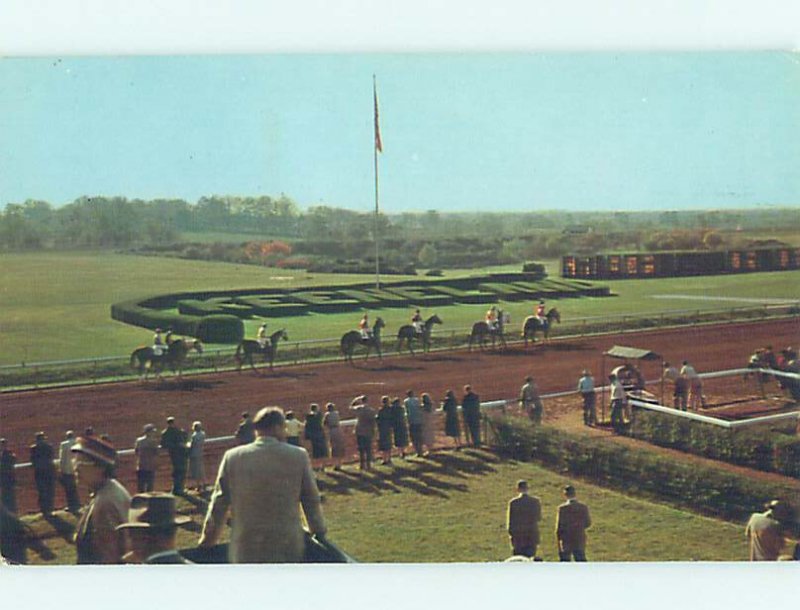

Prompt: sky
[1,52,799,213]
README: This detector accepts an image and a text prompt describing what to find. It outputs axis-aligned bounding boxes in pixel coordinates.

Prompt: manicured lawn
[23,449,747,564]
[2,250,798,365]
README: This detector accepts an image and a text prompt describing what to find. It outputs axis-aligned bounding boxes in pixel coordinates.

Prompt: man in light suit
[199,406,327,563]
[555,484,591,562]
[506,480,542,559]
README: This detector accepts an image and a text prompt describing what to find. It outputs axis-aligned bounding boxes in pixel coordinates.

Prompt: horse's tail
[130,350,139,368]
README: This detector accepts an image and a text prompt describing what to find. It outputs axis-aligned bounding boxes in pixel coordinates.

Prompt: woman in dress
[376,395,395,465]
[442,389,461,449]
[323,402,345,471]
[390,396,409,459]
[304,403,328,470]
[420,393,436,456]
[188,421,206,492]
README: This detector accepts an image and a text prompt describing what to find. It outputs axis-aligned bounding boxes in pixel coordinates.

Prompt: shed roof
[604,345,661,361]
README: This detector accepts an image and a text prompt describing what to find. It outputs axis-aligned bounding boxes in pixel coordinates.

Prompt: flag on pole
[373,77,383,153]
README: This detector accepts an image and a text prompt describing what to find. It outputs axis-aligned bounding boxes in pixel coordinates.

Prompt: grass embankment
[23,449,746,564]
[2,250,799,366]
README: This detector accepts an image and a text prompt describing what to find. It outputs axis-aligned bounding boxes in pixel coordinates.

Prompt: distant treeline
[2,195,798,269]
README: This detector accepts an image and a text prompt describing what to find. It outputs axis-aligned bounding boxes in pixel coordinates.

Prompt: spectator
[608,374,627,434]
[376,396,395,465]
[1,502,30,564]
[352,395,377,472]
[577,370,596,426]
[117,492,192,564]
[404,390,424,457]
[662,361,687,411]
[134,423,159,493]
[30,432,56,516]
[519,375,544,424]
[285,411,304,447]
[421,393,436,455]
[680,360,706,410]
[506,480,542,559]
[160,417,189,496]
[441,390,461,450]
[84,426,95,437]
[0,438,18,514]
[199,407,327,563]
[72,435,131,564]
[58,430,81,514]
[304,403,328,470]
[235,411,256,446]
[324,403,346,471]
[555,485,591,562]
[188,421,207,492]
[745,499,795,561]
[390,396,409,459]
[461,385,482,448]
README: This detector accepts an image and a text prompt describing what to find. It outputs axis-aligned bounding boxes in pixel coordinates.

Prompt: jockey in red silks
[412,309,423,335]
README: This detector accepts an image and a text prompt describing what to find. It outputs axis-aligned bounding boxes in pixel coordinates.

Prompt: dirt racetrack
[3,317,798,515]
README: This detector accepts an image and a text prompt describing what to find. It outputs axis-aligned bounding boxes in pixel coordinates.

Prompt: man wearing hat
[29,432,56,516]
[117,492,192,564]
[519,375,543,424]
[199,406,327,563]
[135,424,160,493]
[0,438,18,514]
[160,416,189,496]
[555,484,591,562]
[506,480,542,559]
[58,430,81,514]
[72,435,131,564]
[577,370,596,426]
[745,499,795,561]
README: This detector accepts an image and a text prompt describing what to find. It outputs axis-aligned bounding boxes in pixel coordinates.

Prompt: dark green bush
[489,417,797,521]
[194,315,244,343]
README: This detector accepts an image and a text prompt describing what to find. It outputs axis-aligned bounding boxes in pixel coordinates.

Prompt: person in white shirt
[577,370,596,426]
[58,430,81,513]
[680,360,706,410]
[609,374,627,433]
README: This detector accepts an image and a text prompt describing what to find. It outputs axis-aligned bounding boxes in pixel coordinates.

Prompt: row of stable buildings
[561,247,800,280]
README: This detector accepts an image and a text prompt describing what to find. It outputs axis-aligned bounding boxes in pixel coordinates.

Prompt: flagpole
[373,74,381,290]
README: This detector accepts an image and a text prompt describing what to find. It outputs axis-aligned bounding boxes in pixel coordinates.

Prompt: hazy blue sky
[1,52,798,212]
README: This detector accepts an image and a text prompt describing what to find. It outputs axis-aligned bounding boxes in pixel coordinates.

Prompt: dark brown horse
[521,307,561,347]
[340,318,385,365]
[235,328,288,373]
[396,314,442,356]
[130,338,203,379]
[468,309,508,352]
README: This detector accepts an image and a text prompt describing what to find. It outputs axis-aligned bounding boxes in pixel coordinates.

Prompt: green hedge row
[630,409,800,478]
[111,299,243,343]
[488,417,798,522]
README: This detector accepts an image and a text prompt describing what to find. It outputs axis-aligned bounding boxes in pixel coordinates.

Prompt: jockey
[485,306,498,331]
[412,309,423,335]
[359,313,372,339]
[153,328,165,356]
[536,300,546,321]
[257,323,268,348]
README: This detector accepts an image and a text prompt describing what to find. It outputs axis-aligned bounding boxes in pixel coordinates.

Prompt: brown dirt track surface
[3,317,799,515]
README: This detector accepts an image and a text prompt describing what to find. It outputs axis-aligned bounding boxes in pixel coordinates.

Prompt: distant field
[2,250,799,365]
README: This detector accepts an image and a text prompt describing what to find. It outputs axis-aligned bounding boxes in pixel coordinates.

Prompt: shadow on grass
[316,450,497,500]
[43,513,77,543]
[144,378,226,392]
[363,363,426,372]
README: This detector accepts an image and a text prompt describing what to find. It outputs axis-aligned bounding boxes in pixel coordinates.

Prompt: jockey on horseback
[359,313,372,339]
[485,306,498,331]
[535,300,546,322]
[257,323,268,348]
[412,309,423,336]
[153,328,166,356]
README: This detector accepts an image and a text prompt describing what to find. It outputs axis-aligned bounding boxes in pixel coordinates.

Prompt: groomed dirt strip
[2,318,798,515]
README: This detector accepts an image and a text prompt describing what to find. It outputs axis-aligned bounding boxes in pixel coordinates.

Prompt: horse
[396,314,442,356]
[521,307,561,347]
[340,317,385,365]
[468,309,509,352]
[130,337,204,380]
[235,328,288,373]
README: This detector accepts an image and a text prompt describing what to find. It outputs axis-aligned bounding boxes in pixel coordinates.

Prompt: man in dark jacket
[461,385,482,448]
[117,492,192,564]
[160,417,188,496]
[30,432,56,515]
[0,438,18,514]
[235,411,256,445]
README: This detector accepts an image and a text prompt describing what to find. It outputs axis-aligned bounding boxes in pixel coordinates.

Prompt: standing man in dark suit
[30,432,56,516]
[555,484,592,561]
[235,411,256,445]
[117,492,192,564]
[0,438,18,514]
[160,417,188,496]
[506,480,542,559]
[461,385,482,448]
